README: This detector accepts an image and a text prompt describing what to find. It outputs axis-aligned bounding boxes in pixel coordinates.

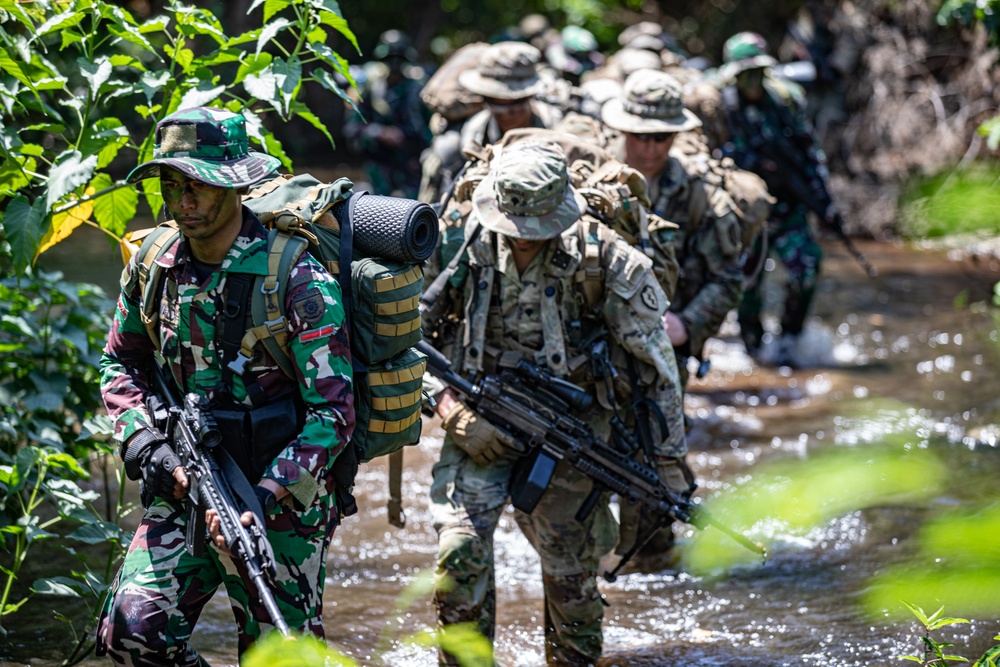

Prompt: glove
[442,401,516,465]
[122,428,181,500]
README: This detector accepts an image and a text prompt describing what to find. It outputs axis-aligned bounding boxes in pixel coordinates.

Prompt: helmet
[722,31,770,64]
[719,31,777,80]
[374,29,417,62]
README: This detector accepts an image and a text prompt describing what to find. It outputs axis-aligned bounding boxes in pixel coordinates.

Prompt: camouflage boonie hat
[719,31,777,80]
[618,21,677,52]
[473,140,587,240]
[127,107,280,189]
[458,41,543,100]
[601,69,702,134]
[613,48,663,80]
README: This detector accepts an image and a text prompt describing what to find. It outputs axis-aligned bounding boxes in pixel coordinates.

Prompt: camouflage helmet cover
[458,41,543,100]
[473,140,587,240]
[601,68,702,134]
[126,107,280,189]
[720,31,777,79]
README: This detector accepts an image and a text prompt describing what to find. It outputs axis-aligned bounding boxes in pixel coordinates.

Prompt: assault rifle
[417,340,767,579]
[147,365,291,637]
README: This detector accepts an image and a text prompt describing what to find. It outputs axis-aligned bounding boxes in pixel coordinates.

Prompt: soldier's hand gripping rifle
[146,364,291,637]
[417,340,767,579]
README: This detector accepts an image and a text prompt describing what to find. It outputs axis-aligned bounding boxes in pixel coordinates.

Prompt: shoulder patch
[292,286,326,324]
[640,284,659,311]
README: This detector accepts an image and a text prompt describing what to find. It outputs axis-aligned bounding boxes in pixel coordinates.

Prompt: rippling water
[9,238,1000,666]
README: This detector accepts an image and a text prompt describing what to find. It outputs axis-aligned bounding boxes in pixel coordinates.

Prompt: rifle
[146,364,291,637]
[416,340,767,580]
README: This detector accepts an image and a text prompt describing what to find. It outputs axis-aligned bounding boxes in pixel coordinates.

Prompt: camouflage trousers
[96,491,337,666]
[430,436,618,667]
[738,201,823,351]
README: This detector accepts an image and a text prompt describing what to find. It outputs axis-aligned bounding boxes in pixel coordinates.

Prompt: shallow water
[5,237,1000,666]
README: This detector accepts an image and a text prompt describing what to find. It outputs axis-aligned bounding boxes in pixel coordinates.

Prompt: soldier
[716,31,835,366]
[344,29,431,198]
[603,69,746,389]
[96,107,355,662]
[420,41,562,206]
[423,139,690,666]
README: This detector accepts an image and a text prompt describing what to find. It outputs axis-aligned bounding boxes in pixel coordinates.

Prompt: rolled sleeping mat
[331,192,439,263]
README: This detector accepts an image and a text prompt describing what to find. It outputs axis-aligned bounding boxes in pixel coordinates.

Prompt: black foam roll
[332,192,439,263]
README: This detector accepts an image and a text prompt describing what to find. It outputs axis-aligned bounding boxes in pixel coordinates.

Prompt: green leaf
[78,56,113,100]
[32,576,85,597]
[289,101,333,148]
[314,69,360,117]
[0,46,34,90]
[46,151,98,211]
[318,8,359,55]
[263,0,294,21]
[79,118,130,169]
[32,9,85,42]
[245,64,278,104]
[177,81,226,111]
[234,52,272,86]
[272,55,301,116]
[107,21,155,53]
[261,127,290,170]
[4,195,47,273]
[66,521,123,545]
[108,53,146,71]
[0,155,36,196]
[139,69,172,104]
[256,17,290,57]
[91,173,137,238]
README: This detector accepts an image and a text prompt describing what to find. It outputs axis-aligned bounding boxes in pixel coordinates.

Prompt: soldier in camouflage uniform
[423,139,689,666]
[344,30,431,198]
[96,107,355,664]
[419,41,562,206]
[603,69,746,389]
[716,32,834,366]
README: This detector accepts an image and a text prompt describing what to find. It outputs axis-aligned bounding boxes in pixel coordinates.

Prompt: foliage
[0,0,361,275]
[897,602,1000,666]
[937,0,1000,46]
[0,259,123,653]
[243,571,493,666]
[898,167,1000,239]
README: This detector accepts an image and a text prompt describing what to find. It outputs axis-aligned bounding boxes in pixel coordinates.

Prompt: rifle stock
[417,340,767,579]
[148,365,291,637]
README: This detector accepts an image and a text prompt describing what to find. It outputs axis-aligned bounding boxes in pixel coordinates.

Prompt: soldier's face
[624,132,675,176]
[484,97,533,133]
[160,167,242,242]
[737,69,765,102]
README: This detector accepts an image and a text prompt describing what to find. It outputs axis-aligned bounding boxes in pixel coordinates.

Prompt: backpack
[420,42,489,125]
[126,175,439,527]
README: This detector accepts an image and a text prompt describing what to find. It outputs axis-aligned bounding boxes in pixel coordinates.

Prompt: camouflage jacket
[100,209,355,507]
[429,217,686,458]
[647,155,745,359]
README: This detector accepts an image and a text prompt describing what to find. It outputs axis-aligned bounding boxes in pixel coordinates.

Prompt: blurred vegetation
[899,168,1000,239]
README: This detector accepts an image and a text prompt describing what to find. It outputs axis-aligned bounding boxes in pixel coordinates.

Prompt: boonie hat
[458,41,543,100]
[719,31,777,81]
[601,69,702,134]
[473,140,588,240]
[127,107,280,189]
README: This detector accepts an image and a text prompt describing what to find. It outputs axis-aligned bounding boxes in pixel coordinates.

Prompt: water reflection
[13,239,1000,666]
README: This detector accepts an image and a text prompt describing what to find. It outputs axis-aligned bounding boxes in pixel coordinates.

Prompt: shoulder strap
[135,221,182,352]
[574,218,605,310]
[230,229,310,379]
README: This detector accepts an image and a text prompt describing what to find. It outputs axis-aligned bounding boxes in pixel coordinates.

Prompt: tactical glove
[442,400,517,465]
[122,428,182,500]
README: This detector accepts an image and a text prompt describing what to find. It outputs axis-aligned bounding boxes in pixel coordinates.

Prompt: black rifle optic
[147,365,291,637]
[417,340,767,580]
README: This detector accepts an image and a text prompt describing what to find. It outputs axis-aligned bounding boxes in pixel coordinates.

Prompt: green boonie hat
[458,41,543,100]
[601,68,702,134]
[473,140,587,240]
[719,31,777,80]
[127,107,281,189]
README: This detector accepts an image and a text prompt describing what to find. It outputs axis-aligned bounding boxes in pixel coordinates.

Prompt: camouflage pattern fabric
[97,209,354,662]
[344,65,431,198]
[428,215,686,665]
[646,155,746,379]
[127,107,281,189]
[737,201,823,353]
